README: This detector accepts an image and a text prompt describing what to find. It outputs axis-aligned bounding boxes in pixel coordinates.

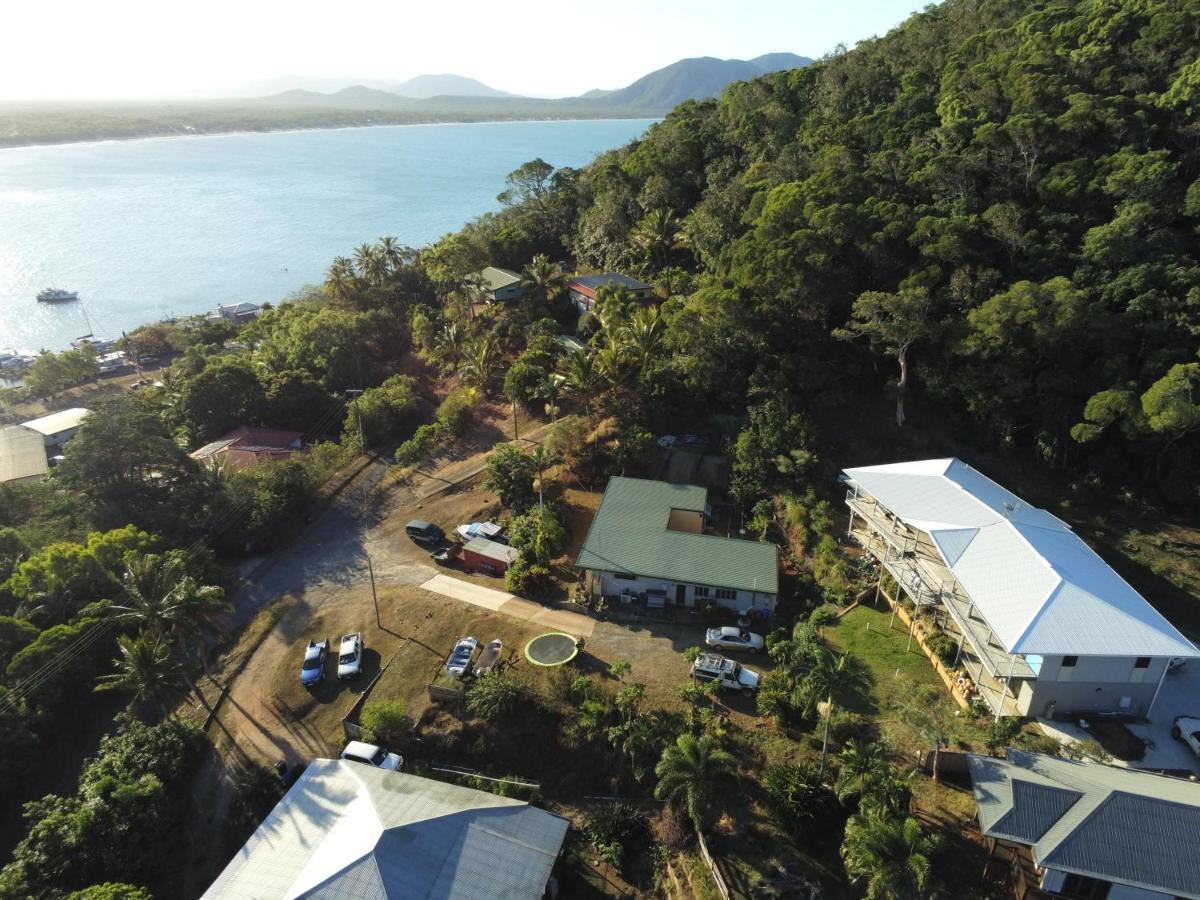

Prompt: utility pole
[511,388,519,442]
[346,389,365,449]
[367,554,380,628]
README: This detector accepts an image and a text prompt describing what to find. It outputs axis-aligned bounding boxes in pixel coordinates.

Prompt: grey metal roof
[203,759,568,900]
[568,273,651,293]
[968,750,1200,899]
[20,407,90,437]
[575,477,779,595]
[842,458,1199,657]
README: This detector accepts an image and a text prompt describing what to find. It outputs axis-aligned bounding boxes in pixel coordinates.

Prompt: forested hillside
[438,0,1200,500]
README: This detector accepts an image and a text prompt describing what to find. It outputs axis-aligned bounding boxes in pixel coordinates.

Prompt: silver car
[705,626,765,654]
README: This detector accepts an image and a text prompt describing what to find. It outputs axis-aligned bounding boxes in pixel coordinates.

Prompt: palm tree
[594,341,629,390]
[653,733,738,832]
[377,235,407,273]
[16,577,78,627]
[561,350,605,421]
[521,254,567,306]
[540,375,562,422]
[631,208,680,271]
[95,631,189,719]
[528,444,559,511]
[430,321,465,370]
[792,647,869,777]
[324,256,357,304]
[608,713,659,782]
[841,811,939,900]
[460,338,498,393]
[620,306,665,371]
[353,243,386,285]
[835,738,888,804]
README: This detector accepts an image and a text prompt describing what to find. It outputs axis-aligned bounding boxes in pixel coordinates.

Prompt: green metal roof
[968,750,1200,899]
[575,477,778,595]
[479,267,522,292]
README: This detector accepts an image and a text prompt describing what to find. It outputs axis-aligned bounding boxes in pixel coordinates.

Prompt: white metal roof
[204,759,568,899]
[842,458,1199,658]
[20,407,91,437]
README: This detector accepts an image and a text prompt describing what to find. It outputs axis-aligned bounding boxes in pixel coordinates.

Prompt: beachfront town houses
[841,458,1200,719]
[567,272,653,314]
[575,476,779,617]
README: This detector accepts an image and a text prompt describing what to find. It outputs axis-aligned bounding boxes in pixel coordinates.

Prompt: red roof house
[190,426,304,472]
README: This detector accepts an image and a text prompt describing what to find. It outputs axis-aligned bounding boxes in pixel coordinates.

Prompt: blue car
[300,638,329,687]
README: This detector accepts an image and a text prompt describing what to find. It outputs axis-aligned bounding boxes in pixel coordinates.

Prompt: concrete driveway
[420,573,596,636]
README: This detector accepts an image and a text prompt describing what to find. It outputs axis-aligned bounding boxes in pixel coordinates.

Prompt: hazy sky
[1,0,931,101]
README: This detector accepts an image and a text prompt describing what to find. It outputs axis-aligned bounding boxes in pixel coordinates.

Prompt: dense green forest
[2,0,1199,895]
[428,0,1200,500]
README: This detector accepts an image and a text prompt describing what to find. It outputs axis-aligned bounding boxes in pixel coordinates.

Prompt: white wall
[594,571,776,614]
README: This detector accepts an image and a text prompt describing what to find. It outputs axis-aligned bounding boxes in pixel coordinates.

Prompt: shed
[474,267,525,303]
[462,538,519,575]
[20,407,91,447]
[0,425,49,483]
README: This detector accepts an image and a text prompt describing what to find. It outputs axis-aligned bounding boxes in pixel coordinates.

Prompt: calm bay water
[0,119,655,351]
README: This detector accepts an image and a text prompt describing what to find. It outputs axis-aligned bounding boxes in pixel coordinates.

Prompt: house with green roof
[472,266,524,303]
[575,476,779,615]
[969,749,1200,900]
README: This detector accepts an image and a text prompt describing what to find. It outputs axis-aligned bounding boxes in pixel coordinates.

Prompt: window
[1059,655,1078,682]
[694,586,710,598]
[715,588,736,601]
[612,573,637,582]
[1131,656,1151,683]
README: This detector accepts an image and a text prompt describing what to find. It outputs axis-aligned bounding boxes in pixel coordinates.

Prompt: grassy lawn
[824,604,989,754]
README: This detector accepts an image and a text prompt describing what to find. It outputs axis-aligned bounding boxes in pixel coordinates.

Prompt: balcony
[846,491,1031,717]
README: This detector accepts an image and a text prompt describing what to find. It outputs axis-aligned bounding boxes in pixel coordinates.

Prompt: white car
[337,632,363,680]
[705,626,765,654]
[657,435,677,448]
[445,636,479,677]
[1172,716,1200,758]
[341,740,403,770]
[691,652,761,695]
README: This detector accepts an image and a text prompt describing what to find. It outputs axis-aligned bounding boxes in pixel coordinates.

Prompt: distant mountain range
[245,53,813,114]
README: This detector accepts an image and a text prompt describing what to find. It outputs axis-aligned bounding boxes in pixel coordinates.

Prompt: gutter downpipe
[1146,660,1170,720]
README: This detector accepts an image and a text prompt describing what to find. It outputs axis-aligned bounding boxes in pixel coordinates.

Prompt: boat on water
[37,287,79,303]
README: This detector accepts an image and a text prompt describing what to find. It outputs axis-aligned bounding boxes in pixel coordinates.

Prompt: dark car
[405,519,444,546]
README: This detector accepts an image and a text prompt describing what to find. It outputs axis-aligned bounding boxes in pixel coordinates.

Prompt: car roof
[406,519,433,529]
[343,740,382,756]
[305,642,324,658]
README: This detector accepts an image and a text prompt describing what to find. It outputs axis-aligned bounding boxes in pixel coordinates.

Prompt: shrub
[763,762,831,835]
[507,506,568,565]
[808,606,838,630]
[229,762,285,837]
[584,803,647,875]
[504,557,554,595]
[465,673,527,721]
[68,885,153,900]
[360,699,413,746]
[828,710,874,747]
[394,422,444,466]
[925,631,958,666]
[985,717,1023,756]
[436,386,476,436]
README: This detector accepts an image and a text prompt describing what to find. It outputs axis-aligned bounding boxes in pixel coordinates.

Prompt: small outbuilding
[190,425,304,472]
[462,538,519,575]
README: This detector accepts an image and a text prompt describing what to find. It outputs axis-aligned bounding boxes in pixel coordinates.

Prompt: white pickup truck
[337,632,363,680]
[1172,716,1200,758]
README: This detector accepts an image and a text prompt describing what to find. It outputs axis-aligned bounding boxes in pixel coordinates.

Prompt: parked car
[705,626,765,653]
[337,632,363,679]
[405,519,444,546]
[1172,716,1200,758]
[679,433,705,448]
[691,652,761,695]
[657,435,678,448]
[340,740,403,770]
[300,638,329,687]
[445,636,479,677]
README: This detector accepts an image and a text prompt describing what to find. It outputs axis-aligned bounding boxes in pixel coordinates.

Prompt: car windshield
[371,747,387,765]
[339,652,356,664]
[302,656,322,670]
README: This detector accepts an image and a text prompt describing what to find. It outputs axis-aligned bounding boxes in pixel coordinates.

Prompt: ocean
[0,119,656,352]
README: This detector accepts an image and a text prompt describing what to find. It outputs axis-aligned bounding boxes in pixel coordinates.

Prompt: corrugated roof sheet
[0,425,48,482]
[568,273,652,294]
[575,477,779,595]
[842,458,1198,658]
[478,267,522,292]
[20,407,90,437]
[204,759,568,900]
[968,750,1200,899]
